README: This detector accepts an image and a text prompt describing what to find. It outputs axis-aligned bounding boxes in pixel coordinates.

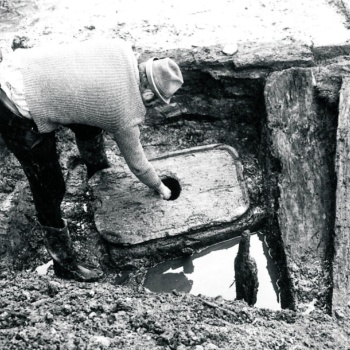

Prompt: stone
[11,36,32,50]
[222,43,238,56]
[90,144,249,244]
[334,309,345,320]
[47,281,62,296]
[176,346,187,350]
[89,336,112,347]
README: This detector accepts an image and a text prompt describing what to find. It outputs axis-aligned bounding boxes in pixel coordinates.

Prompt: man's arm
[112,125,171,199]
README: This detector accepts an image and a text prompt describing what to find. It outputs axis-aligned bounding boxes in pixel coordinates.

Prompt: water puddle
[144,233,281,310]
[35,259,53,276]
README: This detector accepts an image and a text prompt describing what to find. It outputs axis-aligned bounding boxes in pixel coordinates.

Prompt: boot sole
[53,262,104,283]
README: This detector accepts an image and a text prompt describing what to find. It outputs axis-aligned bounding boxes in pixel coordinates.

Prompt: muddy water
[144,233,281,310]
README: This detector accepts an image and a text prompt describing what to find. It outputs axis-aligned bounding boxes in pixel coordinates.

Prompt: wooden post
[333,77,350,310]
[264,68,336,307]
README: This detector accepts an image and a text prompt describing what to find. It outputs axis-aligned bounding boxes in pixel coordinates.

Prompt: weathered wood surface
[333,77,350,310]
[264,68,336,304]
[90,144,250,245]
[108,206,266,268]
[312,45,350,61]
[232,41,314,70]
[312,57,350,107]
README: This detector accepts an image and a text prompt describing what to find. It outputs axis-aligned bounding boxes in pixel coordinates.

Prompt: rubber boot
[75,132,110,178]
[0,235,9,279]
[42,219,103,282]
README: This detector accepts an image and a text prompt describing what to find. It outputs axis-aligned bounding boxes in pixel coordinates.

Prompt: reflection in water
[142,254,195,293]
[144,233,281,310]
[234,231,259,306]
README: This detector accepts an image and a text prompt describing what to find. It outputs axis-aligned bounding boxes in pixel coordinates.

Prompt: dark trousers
[0,102,102,228]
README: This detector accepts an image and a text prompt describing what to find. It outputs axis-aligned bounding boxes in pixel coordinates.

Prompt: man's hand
[158,182,172,200]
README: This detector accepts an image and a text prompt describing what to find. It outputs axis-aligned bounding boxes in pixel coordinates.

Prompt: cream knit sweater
[17,40,162,190]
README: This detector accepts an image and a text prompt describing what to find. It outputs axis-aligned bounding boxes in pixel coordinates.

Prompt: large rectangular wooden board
[90,144,250,245]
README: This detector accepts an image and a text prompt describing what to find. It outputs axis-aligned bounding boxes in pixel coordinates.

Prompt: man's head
[139,58,183,106]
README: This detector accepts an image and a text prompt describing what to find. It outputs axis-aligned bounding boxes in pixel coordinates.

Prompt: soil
[1,0,350,349]
[1,271,349,350]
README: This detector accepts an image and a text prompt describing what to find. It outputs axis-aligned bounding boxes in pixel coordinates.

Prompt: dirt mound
[1,271,349,349]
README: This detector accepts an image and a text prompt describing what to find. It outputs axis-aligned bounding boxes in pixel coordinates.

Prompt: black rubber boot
[75,132,110,178]
[0,235,9,279]
[42,219,103,282]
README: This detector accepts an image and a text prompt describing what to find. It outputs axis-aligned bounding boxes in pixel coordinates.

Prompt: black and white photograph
[0,0,350,348]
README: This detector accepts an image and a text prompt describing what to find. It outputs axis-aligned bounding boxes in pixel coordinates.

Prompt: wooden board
[333,77,350,309]
[264,68,336,305]
[89,144,250,245]
[232,41,314,70]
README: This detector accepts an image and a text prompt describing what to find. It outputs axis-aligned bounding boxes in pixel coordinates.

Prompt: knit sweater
[17,40,162,190]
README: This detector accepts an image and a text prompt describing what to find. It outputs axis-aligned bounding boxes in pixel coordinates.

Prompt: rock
[22,290,31,300]
[160,330,174,342]
[176,346,187,350]
[193,346,204,350]
[88,299,98,310]
[63,304,73,314]
[102,303,113,313]
[77,312,86,322]
[222,43,238,55]
[11,36,32,50]
[334,309,345,320]
[205,344,218,350]
[47,281,62,296]
[88,312,97,319]
[89,336,112,348]
[107,314,116,324]
[45,312,54,323]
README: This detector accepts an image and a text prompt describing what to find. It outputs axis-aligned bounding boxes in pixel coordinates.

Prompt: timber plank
[233,41,314,70]
[90,144,250,245]
[333,77,350,309]
[264,68,335,304]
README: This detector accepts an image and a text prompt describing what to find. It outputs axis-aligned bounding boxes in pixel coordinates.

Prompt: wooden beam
[265,68,336,307]
[333,77,350,310]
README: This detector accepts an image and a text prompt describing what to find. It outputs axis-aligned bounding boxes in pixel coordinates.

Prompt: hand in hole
[158,182,172,200]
